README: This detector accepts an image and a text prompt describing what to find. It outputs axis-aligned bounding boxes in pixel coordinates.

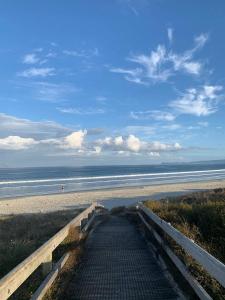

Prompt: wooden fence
[0,202,97,300]
[138,203,225,298]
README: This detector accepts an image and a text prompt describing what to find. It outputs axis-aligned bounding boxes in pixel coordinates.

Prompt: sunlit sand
[1,179,225,215]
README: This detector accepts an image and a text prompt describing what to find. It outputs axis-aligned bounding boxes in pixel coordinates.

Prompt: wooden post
[0,203,96,300]
[88,211,93,219]
[42,253,52,276]
[80,218,87,229]
[139,204,225,289]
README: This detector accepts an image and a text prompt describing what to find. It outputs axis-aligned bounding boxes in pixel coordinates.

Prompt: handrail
[0,202,97,300]
[139,203,225,288]
[31,253,70,300]
[138,212,212,300]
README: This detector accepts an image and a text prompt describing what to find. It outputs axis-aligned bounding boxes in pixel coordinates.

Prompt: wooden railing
[138,203,225,299]
[0,202,97,300]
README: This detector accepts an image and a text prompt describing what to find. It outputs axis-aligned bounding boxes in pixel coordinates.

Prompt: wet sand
[1,179,225,215]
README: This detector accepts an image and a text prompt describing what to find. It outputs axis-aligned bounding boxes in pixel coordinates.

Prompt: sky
[0,0,225,167]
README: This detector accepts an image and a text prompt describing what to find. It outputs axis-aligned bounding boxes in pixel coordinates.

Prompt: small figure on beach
[61,185,64,192]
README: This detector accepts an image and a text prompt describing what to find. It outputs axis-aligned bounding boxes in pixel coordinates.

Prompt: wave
[1,168,225,185]
[1,170,225,190]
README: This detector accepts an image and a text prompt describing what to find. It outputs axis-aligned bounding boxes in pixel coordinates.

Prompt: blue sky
[0,0,225,167]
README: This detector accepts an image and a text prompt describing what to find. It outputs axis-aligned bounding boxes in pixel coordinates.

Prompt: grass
[144,188,225,299]
[43,228,86,300]
[0,208,83,299]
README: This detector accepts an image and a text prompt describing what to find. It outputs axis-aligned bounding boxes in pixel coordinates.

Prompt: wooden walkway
[68,215,179,300]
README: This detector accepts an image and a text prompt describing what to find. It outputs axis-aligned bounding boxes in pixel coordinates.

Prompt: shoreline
[1,179,225,215]
[1,176,225,202]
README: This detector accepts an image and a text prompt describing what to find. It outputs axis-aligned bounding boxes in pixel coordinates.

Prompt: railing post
[80,218,87,229]
[139,204,225,289]
[42,253,52,276]
[0,203,97,300]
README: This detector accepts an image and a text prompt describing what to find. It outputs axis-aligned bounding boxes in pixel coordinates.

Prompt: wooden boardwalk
[68,215,179,300]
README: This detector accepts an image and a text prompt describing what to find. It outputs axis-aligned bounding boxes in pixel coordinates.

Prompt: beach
[1,179,225,215]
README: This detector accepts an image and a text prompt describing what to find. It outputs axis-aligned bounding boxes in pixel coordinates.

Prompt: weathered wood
[80,218,87,228]
[82,211,96,232]
[69,215,178,299]
[31,253,70,300]
[0,203,96,300]
[42,253,52,276]
[139,204,225,289]
[138,212,212,300]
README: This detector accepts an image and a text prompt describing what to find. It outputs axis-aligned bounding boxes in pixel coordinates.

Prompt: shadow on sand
[62,186,208,210]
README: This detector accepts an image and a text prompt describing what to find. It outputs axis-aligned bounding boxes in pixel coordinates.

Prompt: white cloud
[169,85,223,116]
[96,96,107,102]
[131,84,223,125]
[110,32,208,84]
[57,107,105,115]
[0,130,87,151]
[62,130,87,149]
[198,121,208,127]
[0,114,183,160]
[194,33,209,49]
[131,110,175,121]
[167,28,173,44]
[162,124,181,130]
[114,136,124,146]
[36,130,88,150]
[23,53,39,64]
[125,126,155,136]
[126,134,141,152]
[0,113,70,139]
[97,137,113,146]
[39,59,48,65]
[0,136,37,150]
[63,50,83,57]
[0,132,182,155]
[22,46,59,65]
[46,52,57,58]
[18,67,55,78]
[110,67,146,84]
[128,45,172,82]
[94,146,102,154]
[37,82,77,102]
[20,48,57,70]
[16,81,78,103]
[63,48,99,58]
[169,53,201,75]
[149,152,160,157]
[96,134,182,154]
[150,141,182,151]
[50,42,57,47]
[183,62,201,75]
[119,0,140,16]
[63,130,87,149]
[34,47,44,52]
[0,114,184,166]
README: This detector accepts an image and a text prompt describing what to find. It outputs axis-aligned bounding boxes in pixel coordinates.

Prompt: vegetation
[144,188,225,299]
[0,209,82,299]
[43,228,84,300]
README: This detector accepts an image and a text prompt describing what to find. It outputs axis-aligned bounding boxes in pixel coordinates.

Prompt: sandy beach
[0,179,225,215]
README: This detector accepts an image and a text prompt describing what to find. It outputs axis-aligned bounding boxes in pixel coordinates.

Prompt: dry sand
[1,179,225,215]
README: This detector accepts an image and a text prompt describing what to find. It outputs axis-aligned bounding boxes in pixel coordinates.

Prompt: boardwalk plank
[68,215,179,300]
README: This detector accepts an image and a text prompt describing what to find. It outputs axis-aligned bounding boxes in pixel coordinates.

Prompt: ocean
[1,161,225,199]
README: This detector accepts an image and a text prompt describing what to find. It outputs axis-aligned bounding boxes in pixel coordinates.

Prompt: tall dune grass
[145,188,225,299]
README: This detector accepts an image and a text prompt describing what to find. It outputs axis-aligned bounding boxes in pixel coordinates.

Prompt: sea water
[1,162,225,199]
